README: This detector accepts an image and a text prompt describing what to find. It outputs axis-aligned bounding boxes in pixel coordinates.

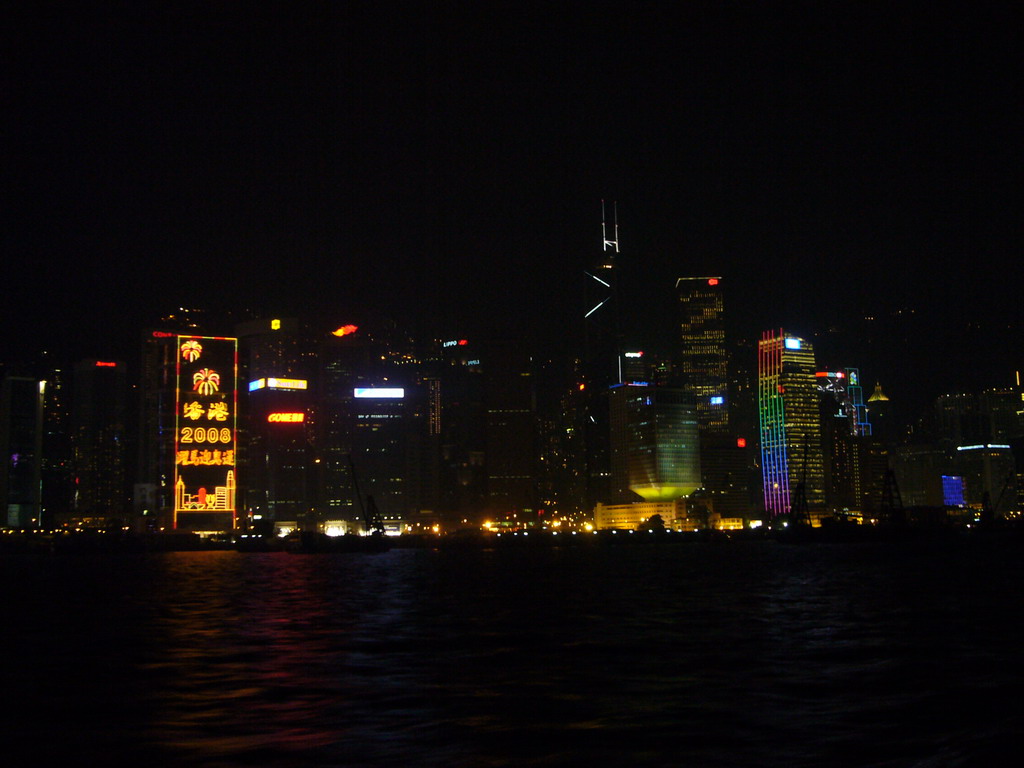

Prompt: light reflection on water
[4,541,1023,767]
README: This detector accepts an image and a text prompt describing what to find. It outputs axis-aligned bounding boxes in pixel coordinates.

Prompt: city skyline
[5,4,1020,408]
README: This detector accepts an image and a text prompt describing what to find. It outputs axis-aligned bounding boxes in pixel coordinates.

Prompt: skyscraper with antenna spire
[577,201,623,509]
[584,200,621,385]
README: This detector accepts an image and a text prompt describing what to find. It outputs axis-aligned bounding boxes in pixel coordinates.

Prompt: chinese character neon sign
[174,335,237,530]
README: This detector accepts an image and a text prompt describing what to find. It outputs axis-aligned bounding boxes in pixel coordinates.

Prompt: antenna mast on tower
[601,199,619,261]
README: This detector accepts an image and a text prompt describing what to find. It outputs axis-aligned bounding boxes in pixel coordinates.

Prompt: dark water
[3,539,1023,767]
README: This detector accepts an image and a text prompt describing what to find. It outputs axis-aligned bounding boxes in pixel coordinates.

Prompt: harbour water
[3,538,1022,766]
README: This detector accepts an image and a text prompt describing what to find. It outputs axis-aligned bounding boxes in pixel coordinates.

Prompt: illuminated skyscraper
[609,383,700,503]
[758,331,825,520]
[677,277,728,434]
[678,277,753,517]
[578,202,622,508]
[237,318,314,531]
[172,336,238,533]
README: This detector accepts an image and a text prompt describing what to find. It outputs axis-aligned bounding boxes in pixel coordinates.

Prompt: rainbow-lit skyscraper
[758,330,825,520]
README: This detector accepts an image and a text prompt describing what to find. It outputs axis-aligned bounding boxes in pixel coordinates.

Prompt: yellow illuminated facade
[593,500,696,531]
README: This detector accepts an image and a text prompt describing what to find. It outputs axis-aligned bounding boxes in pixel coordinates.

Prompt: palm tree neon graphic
[181,340,203,362]
[193,368,220,395]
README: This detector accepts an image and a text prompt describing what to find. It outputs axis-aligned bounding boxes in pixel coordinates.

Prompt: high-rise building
[483,339,536,521]
[608,383,700,503]
[137,309,229,531]
[677,277,728,434]
[816,370,861,514]
[978,387,1024,442]
[934,393,983,447]
[316,324,429,533]
[578,203,622,509]
[71,359,128,527]
[137,330,184,529]
[677,277,754,518]
[40,363,74,527]
[237,318,316,531]
[245,378,313,531]
[866,382,894,446]
[1,374,45,528]
[427,337,486,524]
[348,385,413,532]
[172,336,238,533]
[317,325,375,526]
[758,331,825,521]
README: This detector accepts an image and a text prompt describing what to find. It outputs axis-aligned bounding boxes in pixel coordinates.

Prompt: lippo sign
[174,336,238,531]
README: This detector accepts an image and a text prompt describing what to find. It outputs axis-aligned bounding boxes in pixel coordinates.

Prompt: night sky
[5,3,1021,406]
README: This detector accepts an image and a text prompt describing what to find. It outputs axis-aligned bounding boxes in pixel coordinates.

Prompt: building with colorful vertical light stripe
[758,331,825,521]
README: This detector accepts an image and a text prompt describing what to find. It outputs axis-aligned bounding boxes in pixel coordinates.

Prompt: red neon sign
[708,278,719,286]
[737,437,747,448]
[268,412,305,423]
[95,361,117,367]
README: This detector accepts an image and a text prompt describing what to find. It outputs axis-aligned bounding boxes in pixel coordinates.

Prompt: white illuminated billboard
[353,388,404,399]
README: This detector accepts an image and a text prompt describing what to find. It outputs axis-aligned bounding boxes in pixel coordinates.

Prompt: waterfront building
[698,433,753,519]
[137,309,227,530]
[237,318,316,531]
[579,203,622,509]
[172,336,239,533]
[348,384,413,533]
[608,383,700,504]
[757,331,825,521]
[429,337,486,523]
[677,276,728,434]
[245,379,314,532]
[483,339,537,522]
[317,325,376,526]
[0,374,45,528]
[594,499,692,531]
[677,277,754,517]
[40,363,74,528]
[137,330,184,529]
[955,443,1016,518]
[70,359,128,528]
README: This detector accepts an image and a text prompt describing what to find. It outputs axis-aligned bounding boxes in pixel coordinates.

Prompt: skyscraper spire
[601,199,619,264]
